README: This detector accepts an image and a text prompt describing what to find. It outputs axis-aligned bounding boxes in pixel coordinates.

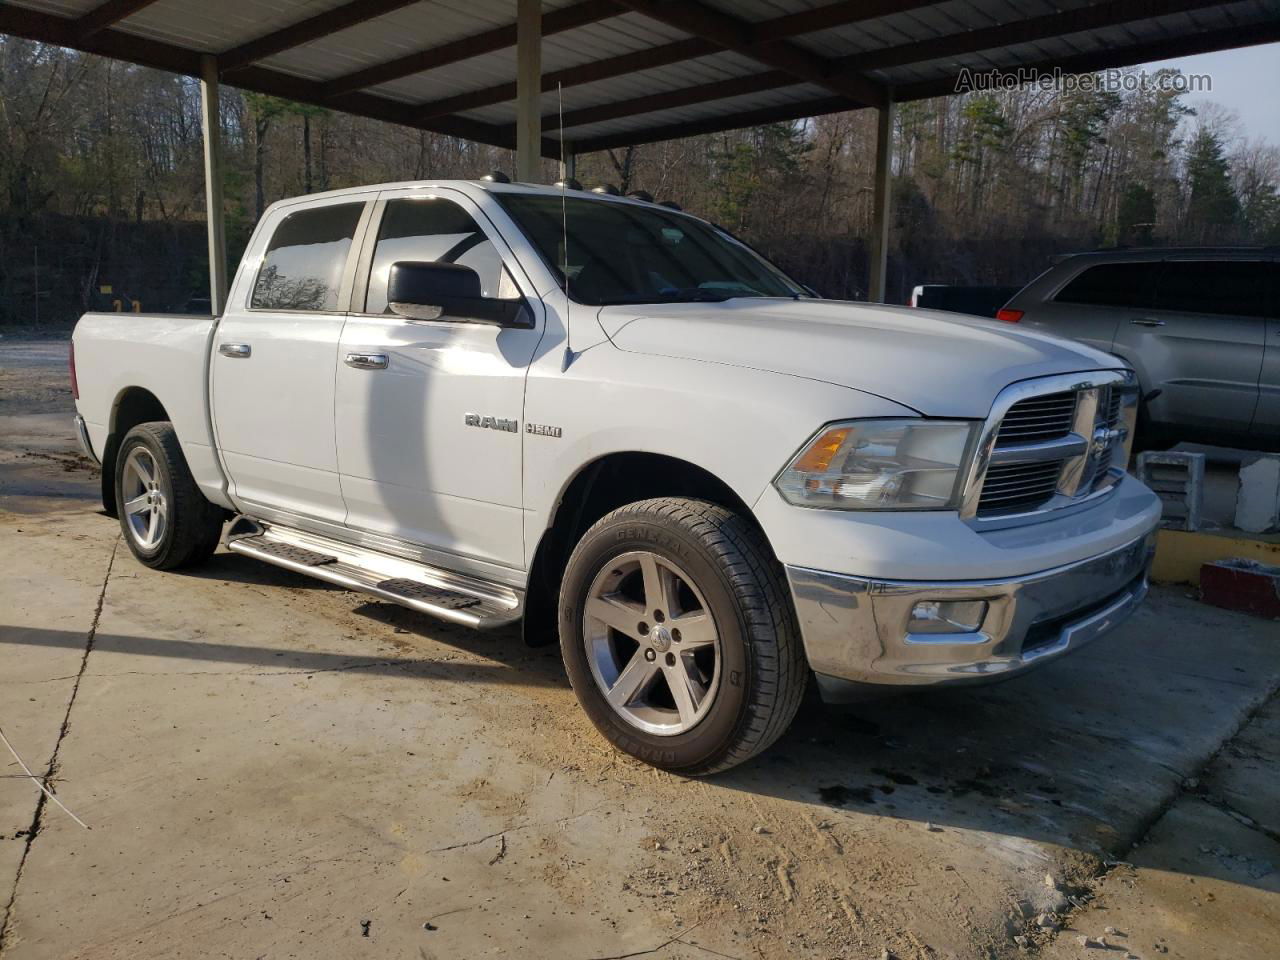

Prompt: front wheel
[115,422,224,570]
[558,498,806,775]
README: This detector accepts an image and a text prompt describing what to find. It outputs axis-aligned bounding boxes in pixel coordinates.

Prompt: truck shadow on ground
[178,552,568,686]
[0,619,563,690]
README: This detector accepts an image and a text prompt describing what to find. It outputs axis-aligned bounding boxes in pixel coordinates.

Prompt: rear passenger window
[1054,262,1159,309]
[365,197,518,314]
[251,203,364,312]
[1154,261,1268,317]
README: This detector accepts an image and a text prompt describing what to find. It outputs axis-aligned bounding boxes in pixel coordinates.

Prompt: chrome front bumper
[786,531,1157,697]
[73,414,100,465]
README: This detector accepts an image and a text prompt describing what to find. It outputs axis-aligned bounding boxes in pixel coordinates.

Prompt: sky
[1140,42,1280,145]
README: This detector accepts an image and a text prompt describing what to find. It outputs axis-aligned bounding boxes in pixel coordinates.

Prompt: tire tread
[570,497,806,775]
[117,421,222,570]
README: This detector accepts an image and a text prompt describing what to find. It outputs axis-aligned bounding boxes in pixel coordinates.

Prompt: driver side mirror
[387,261,529,327]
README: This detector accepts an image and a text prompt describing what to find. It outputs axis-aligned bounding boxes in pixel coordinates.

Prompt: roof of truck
[269,177,696,214]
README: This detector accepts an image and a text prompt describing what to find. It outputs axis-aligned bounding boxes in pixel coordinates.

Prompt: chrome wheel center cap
[650,625,672,653]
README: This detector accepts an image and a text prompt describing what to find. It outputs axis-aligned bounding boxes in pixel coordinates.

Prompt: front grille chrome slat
[980,493,1059,508]
[983,466,1062,484]
[982,476,1061,493]
[998,411,1078,422]
[1000,402,1079,411]
[994,389,1078,445]
[973,376,1134,520]
[981,482,1061,499]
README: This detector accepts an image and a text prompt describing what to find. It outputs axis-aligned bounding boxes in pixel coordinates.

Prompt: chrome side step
[224,517,523,629]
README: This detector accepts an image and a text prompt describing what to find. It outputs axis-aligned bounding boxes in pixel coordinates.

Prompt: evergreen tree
[709,122,809,234]
[1184,126,1240,241]
[1116,184,1157,244]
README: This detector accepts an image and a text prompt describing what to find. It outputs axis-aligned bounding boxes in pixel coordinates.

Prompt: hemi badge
[526,423,563,438]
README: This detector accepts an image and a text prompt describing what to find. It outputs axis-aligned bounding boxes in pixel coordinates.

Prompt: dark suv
[998,249,1279,451]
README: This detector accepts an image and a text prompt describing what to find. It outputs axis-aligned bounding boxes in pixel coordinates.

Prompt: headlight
[775,419,978,510]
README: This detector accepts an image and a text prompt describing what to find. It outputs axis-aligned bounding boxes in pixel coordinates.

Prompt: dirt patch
[19,451,96,473]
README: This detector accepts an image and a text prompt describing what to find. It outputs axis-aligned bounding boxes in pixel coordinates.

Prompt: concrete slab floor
[1040,698,1280,960]
[0,843,22,935]
[2,340,1278,959]
[0,514,112,842]
[1208,697,1280,839]
[3,504,1278,959]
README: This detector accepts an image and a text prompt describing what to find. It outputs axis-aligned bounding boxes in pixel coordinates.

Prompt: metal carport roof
[5,0,1278,308]
[3,0,1279,158]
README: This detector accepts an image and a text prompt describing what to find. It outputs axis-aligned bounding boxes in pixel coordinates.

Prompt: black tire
[1131,383,1177,454]
[114,421,224,570]
[558,498,806,775]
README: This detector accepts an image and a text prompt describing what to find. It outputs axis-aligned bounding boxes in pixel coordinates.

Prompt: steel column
[199,55,229,314]
[515,0,542,182]
[559,143,576,181]
[868,94,894,304]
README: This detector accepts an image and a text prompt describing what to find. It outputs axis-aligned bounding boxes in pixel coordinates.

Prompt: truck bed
[72,312,226,507]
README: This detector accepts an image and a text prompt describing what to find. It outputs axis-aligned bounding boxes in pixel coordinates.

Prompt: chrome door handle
[219,343,252,358]
[344,352,389,370]
[1130,317,1165,327]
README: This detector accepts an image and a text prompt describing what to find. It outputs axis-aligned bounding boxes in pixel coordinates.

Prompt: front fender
[519,343,915,567]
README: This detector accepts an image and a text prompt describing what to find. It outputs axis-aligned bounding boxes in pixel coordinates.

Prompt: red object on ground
[1200,559,1280,619]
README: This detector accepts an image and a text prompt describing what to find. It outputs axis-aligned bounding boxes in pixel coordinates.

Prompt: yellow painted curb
[1151,529,1280,586]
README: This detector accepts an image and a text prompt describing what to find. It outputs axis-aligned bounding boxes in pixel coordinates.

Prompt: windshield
[494,193,807,306]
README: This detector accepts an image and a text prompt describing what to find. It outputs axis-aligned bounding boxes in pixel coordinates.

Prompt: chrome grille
[995,391,1078,444]
[1082,435,1118,492]
[969,373,1138,522]
[1104,387,1123,425]
[977,461,1064,513]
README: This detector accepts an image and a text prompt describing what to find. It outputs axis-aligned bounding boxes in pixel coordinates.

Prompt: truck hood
[597,299,1122,417]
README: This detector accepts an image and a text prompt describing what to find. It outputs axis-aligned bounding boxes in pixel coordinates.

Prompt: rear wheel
[559,498,806,775]
[115,422,223,569]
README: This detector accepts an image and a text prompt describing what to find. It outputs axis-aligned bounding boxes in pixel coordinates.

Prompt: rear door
[211,195,372,524]
[1112,259,1266,436]
[332,187,541,574]
[1025,260,1160,355]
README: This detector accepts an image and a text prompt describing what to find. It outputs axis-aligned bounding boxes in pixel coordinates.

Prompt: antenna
[558,82,577,371]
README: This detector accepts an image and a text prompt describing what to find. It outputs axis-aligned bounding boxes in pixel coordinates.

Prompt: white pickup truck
[71,179,1160,774]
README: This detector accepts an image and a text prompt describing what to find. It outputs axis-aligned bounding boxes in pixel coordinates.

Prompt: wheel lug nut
[671,629,681,643]
[665,652,676,666]
[653,610,665,623]
[644,649,656,662]
[638,622,649,635]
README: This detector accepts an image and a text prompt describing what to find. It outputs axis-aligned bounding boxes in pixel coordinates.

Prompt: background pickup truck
[71,179,1161,774]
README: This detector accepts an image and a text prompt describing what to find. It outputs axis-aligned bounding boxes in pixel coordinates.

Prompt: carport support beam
[199,55,229,315]
[515,0,542,182]
[869,95,894,304]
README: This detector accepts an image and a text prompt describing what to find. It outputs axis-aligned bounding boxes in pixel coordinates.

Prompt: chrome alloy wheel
[121,447,168,550]
[584,551,721,736]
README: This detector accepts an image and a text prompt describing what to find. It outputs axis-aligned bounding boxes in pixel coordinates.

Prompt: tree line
[1,35,1277,325]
